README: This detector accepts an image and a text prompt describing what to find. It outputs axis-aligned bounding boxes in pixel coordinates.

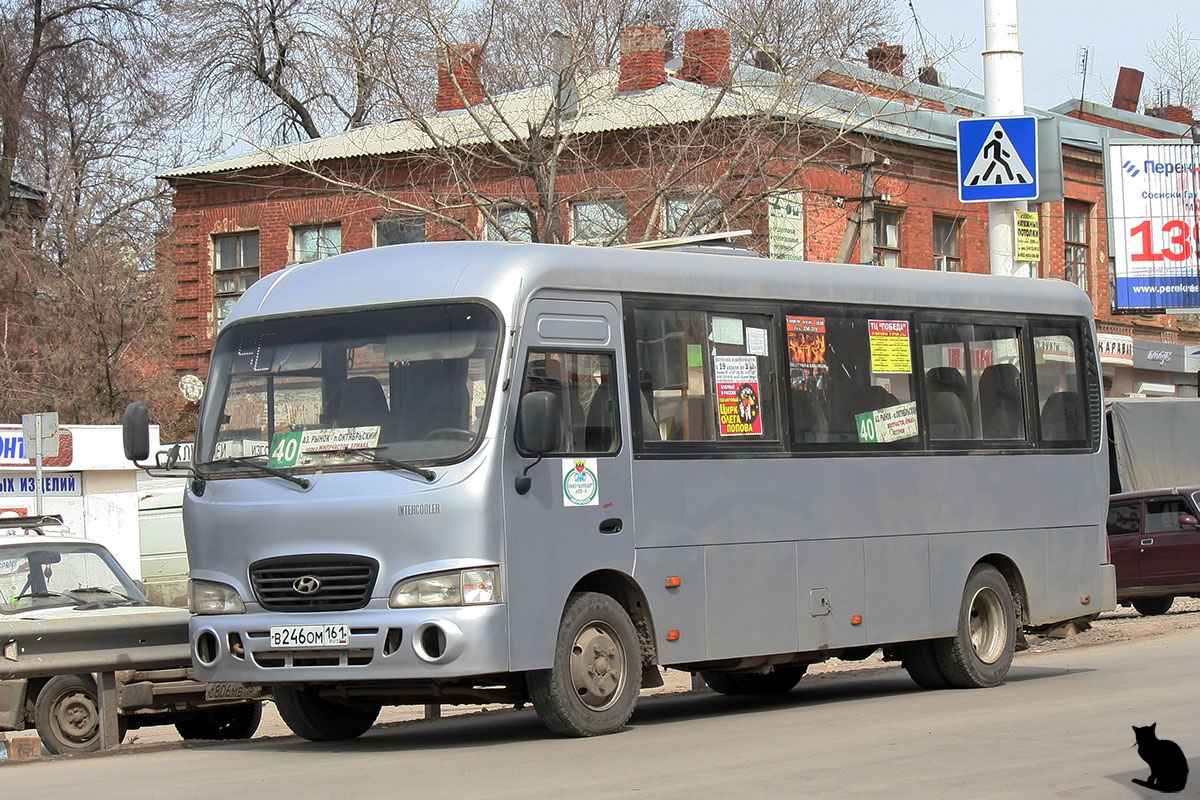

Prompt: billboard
[1107,142,1200,311]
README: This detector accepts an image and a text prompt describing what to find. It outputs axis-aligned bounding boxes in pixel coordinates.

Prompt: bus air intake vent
[249,554,378,611]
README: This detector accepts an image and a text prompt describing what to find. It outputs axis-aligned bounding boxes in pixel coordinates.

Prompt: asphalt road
[4,627,1198,800]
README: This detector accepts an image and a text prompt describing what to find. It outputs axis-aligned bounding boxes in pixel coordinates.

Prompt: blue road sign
[957,116,1039,203]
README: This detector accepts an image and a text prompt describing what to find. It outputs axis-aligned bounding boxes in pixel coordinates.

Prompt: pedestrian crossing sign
[957,116,1039,203]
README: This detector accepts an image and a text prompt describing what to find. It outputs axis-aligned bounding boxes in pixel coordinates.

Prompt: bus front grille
[249,554,379,611]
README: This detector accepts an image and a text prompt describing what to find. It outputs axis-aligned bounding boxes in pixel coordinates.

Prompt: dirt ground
[118,597,1200,748]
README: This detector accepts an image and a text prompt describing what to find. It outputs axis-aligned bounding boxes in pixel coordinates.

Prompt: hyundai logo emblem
[293,576,322,595]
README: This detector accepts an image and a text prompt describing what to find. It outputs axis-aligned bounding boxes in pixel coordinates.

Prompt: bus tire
[273,686,380,741]
[731,666,807,695]
[528,591,641,737]
[34,674,126,755]
[896,641,951,690]
[175,701,263,741]
[935,564,1015,689]
[699,671,747,695]
[1131,596,1174,616]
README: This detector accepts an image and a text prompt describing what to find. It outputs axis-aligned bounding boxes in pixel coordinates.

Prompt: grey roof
[162,57,1188,180]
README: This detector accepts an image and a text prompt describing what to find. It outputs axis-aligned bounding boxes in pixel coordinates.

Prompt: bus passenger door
[503,297,636,672]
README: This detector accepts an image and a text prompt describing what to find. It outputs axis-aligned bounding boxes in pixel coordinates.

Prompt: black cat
[1132,723,1188,793]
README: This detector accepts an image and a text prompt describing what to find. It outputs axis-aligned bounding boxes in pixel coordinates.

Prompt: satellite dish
[179,374,205,403]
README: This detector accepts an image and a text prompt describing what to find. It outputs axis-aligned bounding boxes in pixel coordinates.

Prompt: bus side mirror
[515,391,562,495]
[517,391,562,455]
[122,402,150,462]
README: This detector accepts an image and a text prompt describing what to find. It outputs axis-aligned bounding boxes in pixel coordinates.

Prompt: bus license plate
[269,624,351,649]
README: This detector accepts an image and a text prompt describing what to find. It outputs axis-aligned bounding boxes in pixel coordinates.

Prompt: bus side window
[518,351,619,455]
[1031,325,1088,448]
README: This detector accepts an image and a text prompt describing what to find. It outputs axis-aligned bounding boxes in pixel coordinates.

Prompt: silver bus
[124,240,1116,740]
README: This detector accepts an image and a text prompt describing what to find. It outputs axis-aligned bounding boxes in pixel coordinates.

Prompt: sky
[903,0,1188,112]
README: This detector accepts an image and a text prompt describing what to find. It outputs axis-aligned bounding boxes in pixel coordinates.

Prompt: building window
[571,199,627,245]
[213,232,259,327]
[483,206,533,241]
[873,208,902,266]
[663,194,723,236]
[292,223,342,263]
[1064,203,1089,291]
[375,216,426,246]
[933,215,961,272]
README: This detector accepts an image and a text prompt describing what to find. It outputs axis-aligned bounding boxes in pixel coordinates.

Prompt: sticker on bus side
[562,458,599,507]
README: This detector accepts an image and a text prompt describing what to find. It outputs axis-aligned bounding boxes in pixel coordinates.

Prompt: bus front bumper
[189,603,511,684]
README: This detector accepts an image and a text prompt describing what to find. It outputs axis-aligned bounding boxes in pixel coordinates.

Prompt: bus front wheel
[528,591,642,737]
[935,564,1015,688]
[274,686,380,741]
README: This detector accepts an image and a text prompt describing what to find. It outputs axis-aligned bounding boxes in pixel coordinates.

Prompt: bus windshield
[196,302,501,472]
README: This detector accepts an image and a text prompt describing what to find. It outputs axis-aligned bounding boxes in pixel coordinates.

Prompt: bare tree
[170,0,432,143]
[1146,17,1200,111]
[0,0,183,433]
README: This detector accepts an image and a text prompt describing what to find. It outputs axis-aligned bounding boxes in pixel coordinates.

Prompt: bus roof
[225,241,1094,328]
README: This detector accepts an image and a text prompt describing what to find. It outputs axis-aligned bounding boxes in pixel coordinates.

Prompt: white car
[0,534,262,754]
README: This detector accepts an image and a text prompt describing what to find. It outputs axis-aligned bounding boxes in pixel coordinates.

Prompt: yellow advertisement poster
[1014,211,1041,262]
[868,320,912,374]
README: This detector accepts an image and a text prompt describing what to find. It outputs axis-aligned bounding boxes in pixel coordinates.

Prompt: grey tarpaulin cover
[1109,398,1200,492]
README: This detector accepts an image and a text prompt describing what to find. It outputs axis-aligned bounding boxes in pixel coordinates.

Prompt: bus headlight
[389,567,501,608]
[189,579,246,614]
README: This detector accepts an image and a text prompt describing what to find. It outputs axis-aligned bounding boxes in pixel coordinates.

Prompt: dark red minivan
[1107,486,1200,615]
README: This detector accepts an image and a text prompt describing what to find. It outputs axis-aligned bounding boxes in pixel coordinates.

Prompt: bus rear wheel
[935,564,1015,688]
[528,591,641,737]
[897,640,951,689]
[274,686,380,741]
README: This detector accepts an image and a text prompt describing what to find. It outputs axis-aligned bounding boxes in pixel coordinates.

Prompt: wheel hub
[569,622,626,712]
[54,691,98,743]
[968,586,1007,664]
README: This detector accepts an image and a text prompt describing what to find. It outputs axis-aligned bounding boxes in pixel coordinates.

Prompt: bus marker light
[665,576,681,588]
[851,615,863,626]
[666,630,680,641]
[1080,594,1091,604]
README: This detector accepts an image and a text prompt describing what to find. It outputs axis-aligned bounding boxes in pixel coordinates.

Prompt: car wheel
[1131,596,1174,616]
[34,674,126,755]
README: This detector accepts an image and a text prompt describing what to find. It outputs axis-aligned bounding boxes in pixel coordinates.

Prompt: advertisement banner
[1107,142,1200,310]
[714,356,762,436]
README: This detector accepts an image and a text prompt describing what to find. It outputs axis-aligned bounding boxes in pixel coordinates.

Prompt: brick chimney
[619,26,668,92]
[678,28,731,87]
[1112,67,1144,112]
[436,44,485,112]
[866,42,905,77]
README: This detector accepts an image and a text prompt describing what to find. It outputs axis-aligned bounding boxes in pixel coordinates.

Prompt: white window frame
[571,199,628,245]
[663,194,723,236]
[292,223,342,263]
[213,231,260,327]
[483,206,533,242]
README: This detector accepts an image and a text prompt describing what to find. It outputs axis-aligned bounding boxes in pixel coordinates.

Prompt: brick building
[160,27,1200,407]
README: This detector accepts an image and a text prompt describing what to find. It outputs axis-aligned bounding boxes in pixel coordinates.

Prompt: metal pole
[983,0,1033,278]
[34,415,43,518]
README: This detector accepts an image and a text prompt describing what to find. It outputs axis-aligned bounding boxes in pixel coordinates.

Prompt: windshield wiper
[68,587,138,602]
[337,448,436,481]
[197,456,311,488]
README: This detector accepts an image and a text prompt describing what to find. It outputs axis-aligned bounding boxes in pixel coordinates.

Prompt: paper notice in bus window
[855,402,918,444]
[714,356,762,436]
[868,320,912,373]
[711,317,744,346]
[687,344,703,367]
[787,317,826,368]
[745,327,769,356]
[269,426,381,468]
